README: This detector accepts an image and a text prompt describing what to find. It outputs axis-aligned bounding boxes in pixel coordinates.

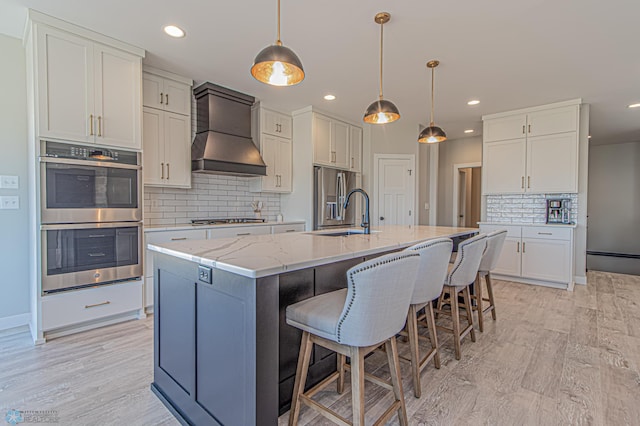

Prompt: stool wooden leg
[337,354,345,394]
[486,272,497,320]
[406,305,421,398]
[450,287,462,360]
[462,286,476,342]
[475,273,484,332]
[289,331,313,426]
[425,302,441,369]
[386,336,409,426]
[350,346,366,426]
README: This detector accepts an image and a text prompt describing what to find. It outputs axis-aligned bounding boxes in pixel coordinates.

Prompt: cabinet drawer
[42,280,143,331]
[208,225,271,239]
[479,224,521,238]
[272,223,305,234]
[522,226,571,241]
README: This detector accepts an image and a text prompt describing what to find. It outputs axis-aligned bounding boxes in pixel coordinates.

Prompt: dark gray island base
[149,227,477,425]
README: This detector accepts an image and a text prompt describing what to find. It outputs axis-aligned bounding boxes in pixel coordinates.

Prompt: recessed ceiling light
[163,25,185,38]
[467,100,480,106]
[464,129,474,133]
[324,94,336,101]
[628,103,640,108]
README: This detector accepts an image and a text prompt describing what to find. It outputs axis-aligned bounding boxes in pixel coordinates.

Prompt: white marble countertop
[478,222,577,228]
[143,220,305,233]
[147,225,478,278]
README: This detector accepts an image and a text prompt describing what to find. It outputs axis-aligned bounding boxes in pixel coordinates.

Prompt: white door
[142,107,163,185]
[483,138,526,194]
[163,79,191,116]
[37,26,94,143]
[483,114,527,142]
[526,132,578,193]
[521,238,571,283]
[375,156,415,226]
[313,114,332,166]
[142,72,164,109]
[331,120,350,169]
[277,137,292,192]
[493,237,522,276]
[526,105,578,137]
[349,126,363,172]
[164,112,191,188]
[260,134,279,191]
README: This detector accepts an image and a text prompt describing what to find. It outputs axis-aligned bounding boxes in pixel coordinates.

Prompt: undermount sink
[311,229,379,237]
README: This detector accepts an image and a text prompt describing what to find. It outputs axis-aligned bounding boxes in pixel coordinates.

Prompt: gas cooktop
[191,218,267,225]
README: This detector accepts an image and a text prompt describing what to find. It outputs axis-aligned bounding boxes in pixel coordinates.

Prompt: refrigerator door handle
[336,172,344,220]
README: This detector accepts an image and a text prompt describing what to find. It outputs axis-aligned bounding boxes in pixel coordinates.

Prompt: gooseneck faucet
[343,188,370,234]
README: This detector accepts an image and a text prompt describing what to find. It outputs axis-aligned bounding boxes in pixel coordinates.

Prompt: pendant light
[418,60,447,143]
[251,0,305,86]
[363,12,400,124]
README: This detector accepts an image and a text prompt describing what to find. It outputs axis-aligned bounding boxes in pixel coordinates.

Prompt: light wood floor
[1,271,638,425]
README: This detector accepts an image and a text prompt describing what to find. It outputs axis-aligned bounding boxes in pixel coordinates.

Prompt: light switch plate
[0,196,19,209]
[0,176,19,189]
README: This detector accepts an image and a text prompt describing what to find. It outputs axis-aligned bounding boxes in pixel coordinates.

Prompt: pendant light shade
[363,12,400,124]
[418,60,447,143]
[251,0,305,86]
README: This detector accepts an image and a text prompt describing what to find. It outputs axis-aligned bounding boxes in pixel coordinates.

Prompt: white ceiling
[2,0,640,145]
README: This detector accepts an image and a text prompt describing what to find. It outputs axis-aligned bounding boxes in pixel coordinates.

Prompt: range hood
[191,82,266,176]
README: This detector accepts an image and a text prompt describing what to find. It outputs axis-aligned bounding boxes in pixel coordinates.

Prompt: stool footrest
[300,394,350,426]
[343,363,393,391]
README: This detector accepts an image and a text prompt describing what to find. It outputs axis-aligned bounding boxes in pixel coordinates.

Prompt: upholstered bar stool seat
[472,229,507,332]
[436,233,487,360]
[286,252,420,426]
[400,237,453,398]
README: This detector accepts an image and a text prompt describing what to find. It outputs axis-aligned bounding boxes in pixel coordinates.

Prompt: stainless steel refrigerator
[314,166,358,230]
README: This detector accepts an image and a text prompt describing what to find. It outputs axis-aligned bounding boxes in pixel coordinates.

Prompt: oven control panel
[42,141,139,165]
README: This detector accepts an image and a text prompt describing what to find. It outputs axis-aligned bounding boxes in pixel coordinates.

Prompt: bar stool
[473,229,507,332]
[286,251,420,426]
[436,234,487,360]
[401,237,453,398]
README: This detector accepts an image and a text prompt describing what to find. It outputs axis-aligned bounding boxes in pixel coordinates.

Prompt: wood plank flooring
[0,271,638,425]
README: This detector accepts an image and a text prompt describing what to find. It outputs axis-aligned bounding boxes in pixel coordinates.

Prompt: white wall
[436,136,482,226]
[0,34,30,328]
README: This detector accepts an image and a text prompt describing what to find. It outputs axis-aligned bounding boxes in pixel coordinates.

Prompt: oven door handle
[41,222,142,230]
[39,156,141,170]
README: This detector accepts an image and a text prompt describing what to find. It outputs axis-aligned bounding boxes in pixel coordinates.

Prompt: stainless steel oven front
[41,222,143,294]
[40,141,142,224]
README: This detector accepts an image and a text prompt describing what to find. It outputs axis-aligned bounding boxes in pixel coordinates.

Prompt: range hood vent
[191,82,266,176]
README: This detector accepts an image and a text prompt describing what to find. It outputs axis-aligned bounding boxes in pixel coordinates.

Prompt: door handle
[167,163,170,180]
[522,242,526,253]
[88,253,106,257]
[517,242,520,252]
[521,176,525,189]
[160,92,164,104]
[380,216,385,221]
[89,114,94,136]
[528,124,531,133]
[527,176,531,188]
[161,162,165,179]
[236,232,251,236]
[522,125,525,134]
[85,301,110,309]
[171,237,187,241]
[97,116,102,137]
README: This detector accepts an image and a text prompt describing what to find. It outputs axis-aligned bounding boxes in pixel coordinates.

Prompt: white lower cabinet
[41,280,143,331]
[207,225,271,239]
[480,224,573,287]
[272,223,305,234]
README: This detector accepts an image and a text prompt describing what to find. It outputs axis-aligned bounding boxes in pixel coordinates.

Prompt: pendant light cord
[430,66,435,125]
[276,0,282,46]
[379,22,384,100]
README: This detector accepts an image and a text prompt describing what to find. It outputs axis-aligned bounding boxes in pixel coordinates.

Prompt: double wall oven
[40,141,143,293]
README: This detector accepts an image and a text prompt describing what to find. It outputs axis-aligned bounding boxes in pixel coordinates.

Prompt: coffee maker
[546,198,571,224]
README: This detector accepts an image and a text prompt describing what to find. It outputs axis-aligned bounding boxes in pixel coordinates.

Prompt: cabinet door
[526,132,578,193]
[260,134,279,191]
[94,44,141,149]
[313,114,332,166]
[163,79,191,116]
[527,105,578,137]
[276,114,292,139]
[483,139,526,194]
[163,112,191,188]
[331,120,350,169]
[208,226,271,239]
[142,107,164,185]
[142,72,164,109]
[521,238,571,283]
[483,114,527,142]
[36,26,94,143]
[492,236,522,277]
[349,126,363,172]
[277,137,292,192]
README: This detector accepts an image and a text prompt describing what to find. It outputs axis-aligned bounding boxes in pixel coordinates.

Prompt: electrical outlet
[0,176,19,189]
[0,196,19,209]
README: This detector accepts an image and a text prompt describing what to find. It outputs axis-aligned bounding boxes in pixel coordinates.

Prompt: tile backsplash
[144,174,281,226]
[485,193,578,224]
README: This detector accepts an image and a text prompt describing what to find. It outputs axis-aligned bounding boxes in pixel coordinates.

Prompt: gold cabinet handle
[351,157,354,169]
[161,162,165,179]
[522,125,525,134]
[517,241,520,252]
[166,163,170,180]
[160,92,164,104]
[521,176,525,189]
[97,116,102,137]
[85,301,110,309]
[528,124,531,133]
[90,114,94,136]
[165,94,169,105]
[236,232,250,236]
[528,176,531,188]
[171,237,187,241]
[522,242,526,253]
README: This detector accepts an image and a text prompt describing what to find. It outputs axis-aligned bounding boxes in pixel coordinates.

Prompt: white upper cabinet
[34,23,143,149]
[143,69,191,116]
[482,101,580,194]
[250,105,293,193]
[349,125,363,173]
[313,114,332,165]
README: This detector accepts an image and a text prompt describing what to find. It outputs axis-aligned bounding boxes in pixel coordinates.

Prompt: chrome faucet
[343,188,370,234]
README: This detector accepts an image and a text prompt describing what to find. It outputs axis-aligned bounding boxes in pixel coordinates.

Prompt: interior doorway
[452,162,482,228]
[373,154,416,226]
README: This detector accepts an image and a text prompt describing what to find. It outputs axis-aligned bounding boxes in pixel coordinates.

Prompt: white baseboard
[0,313,31,332]
[574,275,587,285]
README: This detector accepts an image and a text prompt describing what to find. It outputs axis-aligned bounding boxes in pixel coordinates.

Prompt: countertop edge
[478,222,577,228]
[144,220,306,232]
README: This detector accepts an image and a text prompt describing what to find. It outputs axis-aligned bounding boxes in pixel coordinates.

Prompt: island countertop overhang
[147,225,478,279]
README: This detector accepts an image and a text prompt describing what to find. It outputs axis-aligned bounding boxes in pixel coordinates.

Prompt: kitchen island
[148,225,477,426]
